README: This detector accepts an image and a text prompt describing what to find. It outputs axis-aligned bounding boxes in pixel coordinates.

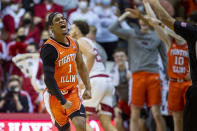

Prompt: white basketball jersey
[80,37,106,77]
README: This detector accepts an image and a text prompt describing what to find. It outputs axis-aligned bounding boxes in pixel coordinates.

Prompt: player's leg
[172,111,183,131]
[83,77,106,130]
[114,107,125,131]
[138,118,147,131]
[98,77,117,131]
[98,113,117,131]
[151,105,166,131]
[71,116,86,131]
[130,72,147,131]
[97,102,117,131]
[168,81,188,131]
[139,108,148,131]
[69,104,86,131]
[130,105,141,131]
[148,73,166,131]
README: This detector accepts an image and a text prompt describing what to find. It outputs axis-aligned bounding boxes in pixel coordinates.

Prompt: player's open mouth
[60,25,66,28]
[60,25,66,30]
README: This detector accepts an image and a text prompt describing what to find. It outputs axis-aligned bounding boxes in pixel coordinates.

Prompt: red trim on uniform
[90,74,109,79]
[85,107,97,113]
[43,88,48,95]
[101,103,114,118]
[101,103,113,113]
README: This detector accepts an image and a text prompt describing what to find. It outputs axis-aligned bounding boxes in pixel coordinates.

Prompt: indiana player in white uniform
[70,20,117,131]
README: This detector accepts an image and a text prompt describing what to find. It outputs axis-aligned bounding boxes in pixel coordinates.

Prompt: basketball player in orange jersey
[141,1,192,130]
[70,20,117,131]
[40,12,91,131]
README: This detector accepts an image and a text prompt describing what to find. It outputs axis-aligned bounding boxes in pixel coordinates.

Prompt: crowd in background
[0,0,197,130]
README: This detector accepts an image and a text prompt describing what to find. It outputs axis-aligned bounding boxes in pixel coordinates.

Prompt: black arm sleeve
[40,44,66,105]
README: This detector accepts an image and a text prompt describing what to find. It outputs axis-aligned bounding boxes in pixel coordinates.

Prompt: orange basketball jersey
[43,36,78,91]
[168,41,189,79]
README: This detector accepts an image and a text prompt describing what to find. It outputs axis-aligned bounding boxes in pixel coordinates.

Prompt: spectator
[89,0,101,9]
[7,27,27,77]
[7,27,27,61]
[110,48,131,131]
[7,28,39,112]
[22,12,41,44]
[39,30,49,46]
[2,0,25,40]
[53,0,78,11]
[86,26,108,65]
[24,43,45,112]
[68,0,100,27]
[93,0,118,60]
[0,75,33,113]
[34,0,63,28]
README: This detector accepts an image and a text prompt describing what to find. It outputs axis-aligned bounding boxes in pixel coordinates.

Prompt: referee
[148,0,197,130]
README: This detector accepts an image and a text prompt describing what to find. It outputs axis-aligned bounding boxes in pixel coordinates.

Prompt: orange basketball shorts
[131,71,161,107]
[168,80,191,111]
[44,87,81,127]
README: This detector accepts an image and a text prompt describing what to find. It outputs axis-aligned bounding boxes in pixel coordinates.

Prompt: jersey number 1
[68,64,72,73]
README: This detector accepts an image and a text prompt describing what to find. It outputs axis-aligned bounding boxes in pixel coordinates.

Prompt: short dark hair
[113,48,127,55]
[73,20,89,36]
[48,12,60,26]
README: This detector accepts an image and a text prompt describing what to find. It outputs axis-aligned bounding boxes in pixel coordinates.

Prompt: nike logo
[60,52,64,54]
[80,112,85,115]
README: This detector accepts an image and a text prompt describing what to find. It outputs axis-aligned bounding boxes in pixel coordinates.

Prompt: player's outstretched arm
[143,0,186,46]
[148,0,176,30]
[109,12,133,40]
[76,48,91,100]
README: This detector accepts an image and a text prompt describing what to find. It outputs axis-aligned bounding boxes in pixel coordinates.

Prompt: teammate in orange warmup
[142,1,192,130]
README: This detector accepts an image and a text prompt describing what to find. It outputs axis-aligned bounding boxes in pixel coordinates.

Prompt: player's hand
[125,7,141,19]
[62,100,72,110]
[82,89,91,100]
[118,11,131,21]
[145,16,162,27]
